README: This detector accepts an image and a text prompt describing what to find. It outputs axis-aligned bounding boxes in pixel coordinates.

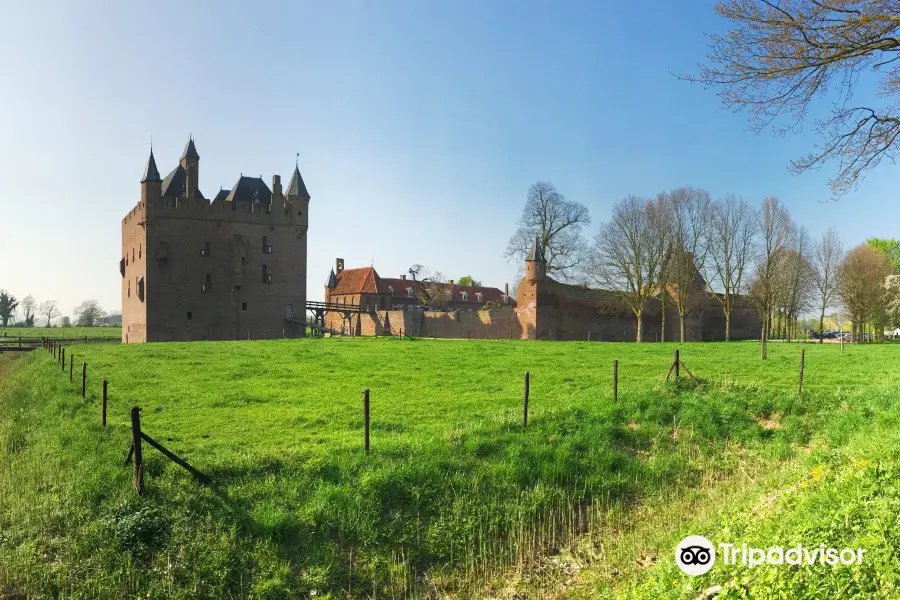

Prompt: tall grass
[0,339,895,598]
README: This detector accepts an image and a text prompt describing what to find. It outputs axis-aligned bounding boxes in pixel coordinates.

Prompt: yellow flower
[854,460,869,469]
[811,466,825,482]
[672,579,679,584]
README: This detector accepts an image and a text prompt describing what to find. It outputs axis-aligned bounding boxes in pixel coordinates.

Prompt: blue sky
[1,0,895,318]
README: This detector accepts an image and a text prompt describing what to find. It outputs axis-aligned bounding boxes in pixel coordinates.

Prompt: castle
[318,239,760,341]
[121,138,310,343]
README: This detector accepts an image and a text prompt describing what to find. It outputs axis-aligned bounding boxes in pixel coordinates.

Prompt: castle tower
[180,137,200,200]
[525,236,546,281]
[140,148,162,204]
[285,160,311,228]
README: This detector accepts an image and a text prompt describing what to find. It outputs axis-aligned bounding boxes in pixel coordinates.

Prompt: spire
[526,236,546,262]
[140,149,161,183]
[326,268,337,288]
[286,163,310,199]
[181,136,199,161]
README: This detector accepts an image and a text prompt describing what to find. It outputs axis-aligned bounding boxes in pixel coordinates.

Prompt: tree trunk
[760,322,767,360]
[679,313,686,343]
[724,309,731,341]
[660,294,666,343]
[636,312,643,343]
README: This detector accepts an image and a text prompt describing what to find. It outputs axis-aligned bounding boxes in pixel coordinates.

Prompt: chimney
[504,283,509,296]
[448,280,454,286]
[400,274,406,281]
[336,258,344,274]
[272,174,282,198]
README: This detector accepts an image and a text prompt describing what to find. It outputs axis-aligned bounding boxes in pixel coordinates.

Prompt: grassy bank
[0,326,121,339]
[0,339,896,598]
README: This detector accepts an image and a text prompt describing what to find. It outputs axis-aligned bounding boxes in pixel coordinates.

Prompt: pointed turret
[526,236,546,262]
[286,164,310,200]
[326,268,337,289]
[180,136,199,200]
[140,149,161,183]
[181,137,200,161]
[525,236,546,281]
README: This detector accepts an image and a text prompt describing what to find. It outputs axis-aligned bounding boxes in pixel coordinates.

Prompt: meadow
[0,338,898,598]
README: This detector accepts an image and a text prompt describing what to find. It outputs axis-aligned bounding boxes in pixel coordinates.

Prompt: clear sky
[1,0,895,319]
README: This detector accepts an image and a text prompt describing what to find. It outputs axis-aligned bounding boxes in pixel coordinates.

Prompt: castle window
[132,248,135,262]
[126,255,129,266]
[138,245,141,259]
[406,287,414,298]
[262,264,272,284]
[201,242,210,257]
[202,274,211,293]
[120,258,125,277]
[127,280,131,297]
[187,311,192,320]
[476,292,483,303]
[137,276,144,302]
[262,236,272,254]
[242,302,248,311]
[460,292,468,302]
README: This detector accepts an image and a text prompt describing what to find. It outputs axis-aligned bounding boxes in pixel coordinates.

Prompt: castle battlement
[143,195,303,227]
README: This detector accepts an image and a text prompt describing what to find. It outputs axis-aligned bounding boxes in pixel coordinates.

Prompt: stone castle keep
[121,138,310,343]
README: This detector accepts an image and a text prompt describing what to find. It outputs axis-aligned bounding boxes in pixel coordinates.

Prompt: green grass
[0,326,121,339]
[0,338,897,599]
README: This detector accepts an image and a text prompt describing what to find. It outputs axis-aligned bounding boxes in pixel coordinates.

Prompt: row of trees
[0,291,114,328]
[505,181,899,356]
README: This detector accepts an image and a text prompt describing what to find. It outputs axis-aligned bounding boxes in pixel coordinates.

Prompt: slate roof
[286,165,310,198]
[526,237,546,262]
[326,268,338,288]
[160,164,204,199]
[181,138,199,160]
[212,189,230,203]
[224,176,272,205]
[140,150,161,183]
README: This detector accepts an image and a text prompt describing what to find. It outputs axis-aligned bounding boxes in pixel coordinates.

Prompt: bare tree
[74,299,107,327]
[661,187,712,342]
[408,265,451,310]
[747,197,794,359]
[704,194,757,340]
[812,229,844,343]
[586,195,669,342]
[781,227,815,341]
[21,294,36,327]
[837,244,893,342]
[505,181,591,281]
[0,291,19,327]
[39,300,60,327]
[687,0,900,197]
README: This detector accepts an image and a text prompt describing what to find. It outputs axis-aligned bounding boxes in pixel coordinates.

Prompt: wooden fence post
[84,335,87,345]
[613,359,618,402]
[588,330,591,341]
[61,347,65,371]
[130,407,144,495]
[523,371,530,429]
[69,355,73,382]
[363,389,370,454]
[81,362,87,398]
[102,380,108,426]
[797,349,805,396]
[674,349,680,378]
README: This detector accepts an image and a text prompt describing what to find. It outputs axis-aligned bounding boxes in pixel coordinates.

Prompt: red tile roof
[329,266,515,307]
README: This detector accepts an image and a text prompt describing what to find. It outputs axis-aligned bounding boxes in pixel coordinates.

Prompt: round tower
[525,236,546,281]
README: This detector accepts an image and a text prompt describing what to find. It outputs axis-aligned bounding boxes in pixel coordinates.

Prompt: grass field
[1,338,898,599]
[0,326,121,339]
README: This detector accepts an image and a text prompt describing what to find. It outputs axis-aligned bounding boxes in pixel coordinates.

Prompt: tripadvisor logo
[675,536,867,576]
[676,535,716,576]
